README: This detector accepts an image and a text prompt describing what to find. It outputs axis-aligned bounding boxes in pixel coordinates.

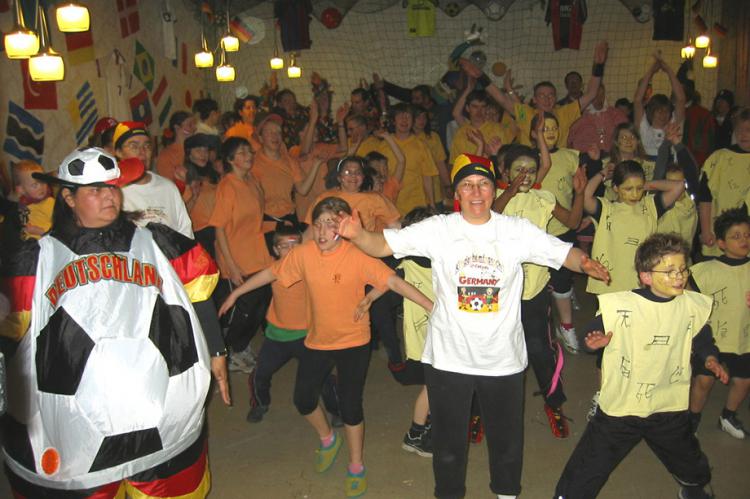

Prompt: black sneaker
[246,404,268,423]
[718,413,747,439]
[678,485,713,499]
[402,429,432,458]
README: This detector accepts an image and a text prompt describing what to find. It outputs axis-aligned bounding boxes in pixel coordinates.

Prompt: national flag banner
[158,96,173,128]
[3,100,44,164]
[68,81,99,146]
[117,0,140,38]
[151,77,168,106]
[21,60,57,110]
[230,16,252,43]
[133,40,155,91]
[65,31,95,66]
[231,15,265,45]
[130,89,153,126]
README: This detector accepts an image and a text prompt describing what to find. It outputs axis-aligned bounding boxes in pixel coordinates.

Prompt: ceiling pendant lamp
[287,53,300,78]
[680,38,695,59]
[220,0,239,52]
[695,34,710,49]
[269,20,283,69]
[4,0,40,59]
[702,47,717,68]
[194,30,213,68]
[56,2,90,32]
[215,48,235,82]
[29,4,65,81]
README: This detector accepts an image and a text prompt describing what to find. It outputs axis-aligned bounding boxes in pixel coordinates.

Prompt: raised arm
[377,130,406,183]
[293,158,324,196]
[336,102,350,153]
[452,78,475,125]
[485,71,518,115]
[552,167,586,229]
[660,56,686,123]
[584,170,605,215]
[647,178,685,209]
[634,58,660,125]
[299,100,318,156]
[578,40,609,111]
[337,209,394,257]
[533,110,552,184]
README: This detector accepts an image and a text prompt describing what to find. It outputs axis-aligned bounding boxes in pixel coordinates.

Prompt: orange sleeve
[271,245,305,288]
[357,250,395,292]
[288,155,304,183]
[208,180,235,229]
[381,177,402,204]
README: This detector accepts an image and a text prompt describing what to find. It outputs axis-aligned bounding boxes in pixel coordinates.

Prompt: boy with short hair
[12,160,53,240]
[554,233,728,499]
[688,208,750,438]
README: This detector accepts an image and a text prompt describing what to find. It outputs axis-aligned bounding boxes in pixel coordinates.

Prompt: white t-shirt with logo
[384,212,571,376]
[123,173,194,238]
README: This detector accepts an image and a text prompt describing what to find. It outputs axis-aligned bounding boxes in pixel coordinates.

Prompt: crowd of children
[2,45,750,499]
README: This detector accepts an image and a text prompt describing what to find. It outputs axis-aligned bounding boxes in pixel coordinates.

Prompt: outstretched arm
[388,274,433,313]
[452,78,475,126]
[578,41,609,111]
[661,57,686,123]
[634,57,660,125]
[294,158,325,196]
[337,209,394,257]
[563,247,610,283]
[218,267,276,316]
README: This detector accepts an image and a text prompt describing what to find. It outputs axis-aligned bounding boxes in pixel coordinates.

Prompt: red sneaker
[544,404,570,439]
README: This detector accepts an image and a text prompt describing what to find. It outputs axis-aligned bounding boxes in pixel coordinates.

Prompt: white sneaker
[586,391,600,421]
[556,325,580,354]
[718,414,747,439]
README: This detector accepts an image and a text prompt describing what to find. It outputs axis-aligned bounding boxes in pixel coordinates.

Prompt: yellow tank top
[543,148,579,236]
[398,259,435,361]
[656,194,697,252]
[691,259,750,354]
[702,149,750,256]
[497,188,556,299]
[598,290,712,417]
[587,196,658,295]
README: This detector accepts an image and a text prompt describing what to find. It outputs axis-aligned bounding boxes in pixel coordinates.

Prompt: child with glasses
[555,233,728,499]
[219,196,432,498]
[688,208,750,438]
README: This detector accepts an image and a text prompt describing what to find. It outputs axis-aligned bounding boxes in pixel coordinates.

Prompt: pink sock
[320,432,335,448]
[348,462,364,474]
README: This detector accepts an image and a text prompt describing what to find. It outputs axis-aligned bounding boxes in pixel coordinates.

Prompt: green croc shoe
[315,433,342,473]
[345,468,367,498]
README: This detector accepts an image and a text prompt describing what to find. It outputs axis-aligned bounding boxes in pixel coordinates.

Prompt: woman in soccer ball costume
[0,148,229,498]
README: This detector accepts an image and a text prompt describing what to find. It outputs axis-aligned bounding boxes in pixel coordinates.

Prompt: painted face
[260,121,283,151]
[533,86,556,112]
[118,135,153,164]
[665,170,686,199]
[509,156,538,192]
[337,161,365,193]
[616,130,638,155]
[614,175,645,205]
[466,100,487,122]
[736,120,750,152]
[542,117,560,148]
[454,173,495,224]
[394,111,413,135]
[189,146,209,167]
[718,222,750,259]
[64,185,123,228]
[241,100,256,123]
[312,211,341,253]
[228,144,253,175]
[643,253,688,298]
[273,236,301,258]
[16,172,48,201]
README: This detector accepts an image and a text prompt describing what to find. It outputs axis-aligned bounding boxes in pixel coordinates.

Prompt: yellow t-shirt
[449,118,517,163]
[355,135,384,159]
[598,290,712,417]
[587,196,658,295]
[417,131,447,204]
[701,148,750,257]
[496,188,555,299]
[398,259,434,360]
[513,101,580,147]
[543,148,579,236]
[656,194,697,252]
[407,0,435,37]
[23,197,54,240]
[393,134,439,215]
[691,259,750,354]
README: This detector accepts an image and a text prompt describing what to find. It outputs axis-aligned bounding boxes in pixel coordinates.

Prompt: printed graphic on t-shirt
[456,253,502,313]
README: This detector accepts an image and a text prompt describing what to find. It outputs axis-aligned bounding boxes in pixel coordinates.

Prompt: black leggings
[294,343,370,426]
[214,278,271,352]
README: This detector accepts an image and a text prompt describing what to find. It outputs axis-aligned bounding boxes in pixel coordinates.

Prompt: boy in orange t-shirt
[220,196,432,498]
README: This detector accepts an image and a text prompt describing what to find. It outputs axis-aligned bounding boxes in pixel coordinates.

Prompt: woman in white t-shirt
[337,153,609,499]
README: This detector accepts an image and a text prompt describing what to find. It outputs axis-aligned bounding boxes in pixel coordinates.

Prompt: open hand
[336,208,363,240]
[585,330,613,350]
[211,355,231,406]
[581,254,610,283]
[705,356,729,384]
[218,291,239,317]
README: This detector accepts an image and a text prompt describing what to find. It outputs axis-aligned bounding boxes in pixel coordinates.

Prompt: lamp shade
[194,50,214,68]
[216,64,235,82]
[29,48,65,81]
[270,56,283,69]
[681,44,695,59]
[56,3,90,32]
[702,53,717,68]
[221,34,239,52]
[287,64,301,78]
[695,34,710,48]
[4,29,39,59]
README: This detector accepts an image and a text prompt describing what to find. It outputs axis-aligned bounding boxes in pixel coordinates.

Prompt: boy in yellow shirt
[554,233,727,499]
[13,160,53,240]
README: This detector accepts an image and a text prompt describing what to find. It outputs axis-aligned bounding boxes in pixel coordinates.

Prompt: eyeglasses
[124,141,153,152]
[724,232,750,240]
[275,240,300,250]
[340,169,364,177]
[543,126,559,132]
[650,268,691,280]
[458,179,494,193]
[313,219,338,230]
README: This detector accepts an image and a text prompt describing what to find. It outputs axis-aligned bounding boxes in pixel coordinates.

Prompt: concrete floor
[2,277,749,498]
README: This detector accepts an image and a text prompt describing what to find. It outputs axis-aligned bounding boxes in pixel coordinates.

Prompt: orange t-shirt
[208,173,272,276]
[304,189,401,231]
[224,122,262,151]
[295,143,339,221]
[381,177,403,204]
[251,150,304,220]
[267,280,307,330]
[156,142,184,182]
[271,240,394,350]
[185,181,217,232]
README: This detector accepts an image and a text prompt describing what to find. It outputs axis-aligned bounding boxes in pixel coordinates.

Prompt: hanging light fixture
[29,4,64,81]
[681,38,695,59]
[695,33,710,49]
[56,2,90,32]
[220,0,239,52]
[702,47,717,68]
[216,48,235,82]
[4,0,40,59]
[194,30,213,68]
[269,20,283,69]
[287,52,301,78]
